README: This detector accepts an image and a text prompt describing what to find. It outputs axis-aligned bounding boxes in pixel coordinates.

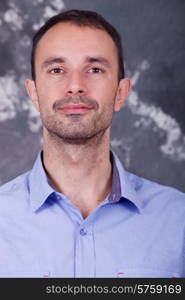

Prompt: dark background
[0,0,185,192]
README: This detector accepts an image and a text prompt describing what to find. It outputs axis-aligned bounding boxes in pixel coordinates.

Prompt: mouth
[58,104,93,114]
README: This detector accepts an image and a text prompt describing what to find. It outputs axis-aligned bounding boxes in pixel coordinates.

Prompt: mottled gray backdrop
[0,0,185,192]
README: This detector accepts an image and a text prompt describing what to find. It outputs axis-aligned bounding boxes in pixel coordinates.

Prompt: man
[0,9,185,278]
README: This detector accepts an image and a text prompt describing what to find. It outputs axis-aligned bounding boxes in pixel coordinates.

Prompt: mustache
[53,96,99,111]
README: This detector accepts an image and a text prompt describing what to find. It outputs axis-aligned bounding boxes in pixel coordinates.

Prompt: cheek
[91,79,118,98]
[36,89,53,115]
[37,75,64,95]
[36,83,61,111]
[100,85,118,106]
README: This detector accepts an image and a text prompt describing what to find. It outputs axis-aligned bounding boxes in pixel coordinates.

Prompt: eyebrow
[85,56,111,68]
[41,56,111,70]
[41,57,66,69]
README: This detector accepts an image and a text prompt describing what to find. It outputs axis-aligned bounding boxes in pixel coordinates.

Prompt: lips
[58,104,93,114]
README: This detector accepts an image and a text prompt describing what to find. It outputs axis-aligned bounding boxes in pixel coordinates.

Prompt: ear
[24,79,40,113]
[114,78,131,112]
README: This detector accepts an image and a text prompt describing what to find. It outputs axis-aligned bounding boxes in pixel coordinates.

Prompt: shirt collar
[28,150,143,213]
[110,150,143,213]
[29,152,55,212]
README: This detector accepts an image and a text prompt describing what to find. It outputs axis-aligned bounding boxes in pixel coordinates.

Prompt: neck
[42,128,112,218]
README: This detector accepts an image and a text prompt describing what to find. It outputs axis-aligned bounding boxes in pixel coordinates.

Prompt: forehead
[35,22,118,64]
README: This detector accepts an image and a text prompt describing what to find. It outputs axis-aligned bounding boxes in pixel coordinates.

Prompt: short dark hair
[31,9,125,81]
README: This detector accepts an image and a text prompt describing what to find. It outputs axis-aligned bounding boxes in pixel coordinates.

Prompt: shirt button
[80,228,87,236]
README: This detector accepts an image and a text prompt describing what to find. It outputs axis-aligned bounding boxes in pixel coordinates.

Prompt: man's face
[26,22,130,144]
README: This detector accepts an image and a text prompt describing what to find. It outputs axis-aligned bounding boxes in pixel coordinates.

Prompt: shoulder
[0,171,29,193]
[128,171,185,211]
[0,171,30,207]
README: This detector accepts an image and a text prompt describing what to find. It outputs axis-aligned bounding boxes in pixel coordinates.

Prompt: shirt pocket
[0,269,51,278]
[116,268,181,278]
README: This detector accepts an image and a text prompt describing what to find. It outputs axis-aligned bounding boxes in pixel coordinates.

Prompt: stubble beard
[42,111,113,145]
[39,96,115,145]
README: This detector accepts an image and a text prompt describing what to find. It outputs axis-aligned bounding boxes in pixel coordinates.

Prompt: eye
[50,68,64,74]
[88,67,104,73]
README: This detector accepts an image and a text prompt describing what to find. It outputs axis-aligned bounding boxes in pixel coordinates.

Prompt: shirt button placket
[80,228,87,236]
[75,224,95,277]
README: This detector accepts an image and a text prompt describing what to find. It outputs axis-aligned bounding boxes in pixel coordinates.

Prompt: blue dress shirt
[0,150,185,278]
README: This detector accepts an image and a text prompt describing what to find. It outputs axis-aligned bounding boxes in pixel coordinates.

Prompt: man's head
[25,9,131,145]
[31,9,125,81]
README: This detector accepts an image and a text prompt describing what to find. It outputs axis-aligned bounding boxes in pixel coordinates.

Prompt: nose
[66,71,86,96]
